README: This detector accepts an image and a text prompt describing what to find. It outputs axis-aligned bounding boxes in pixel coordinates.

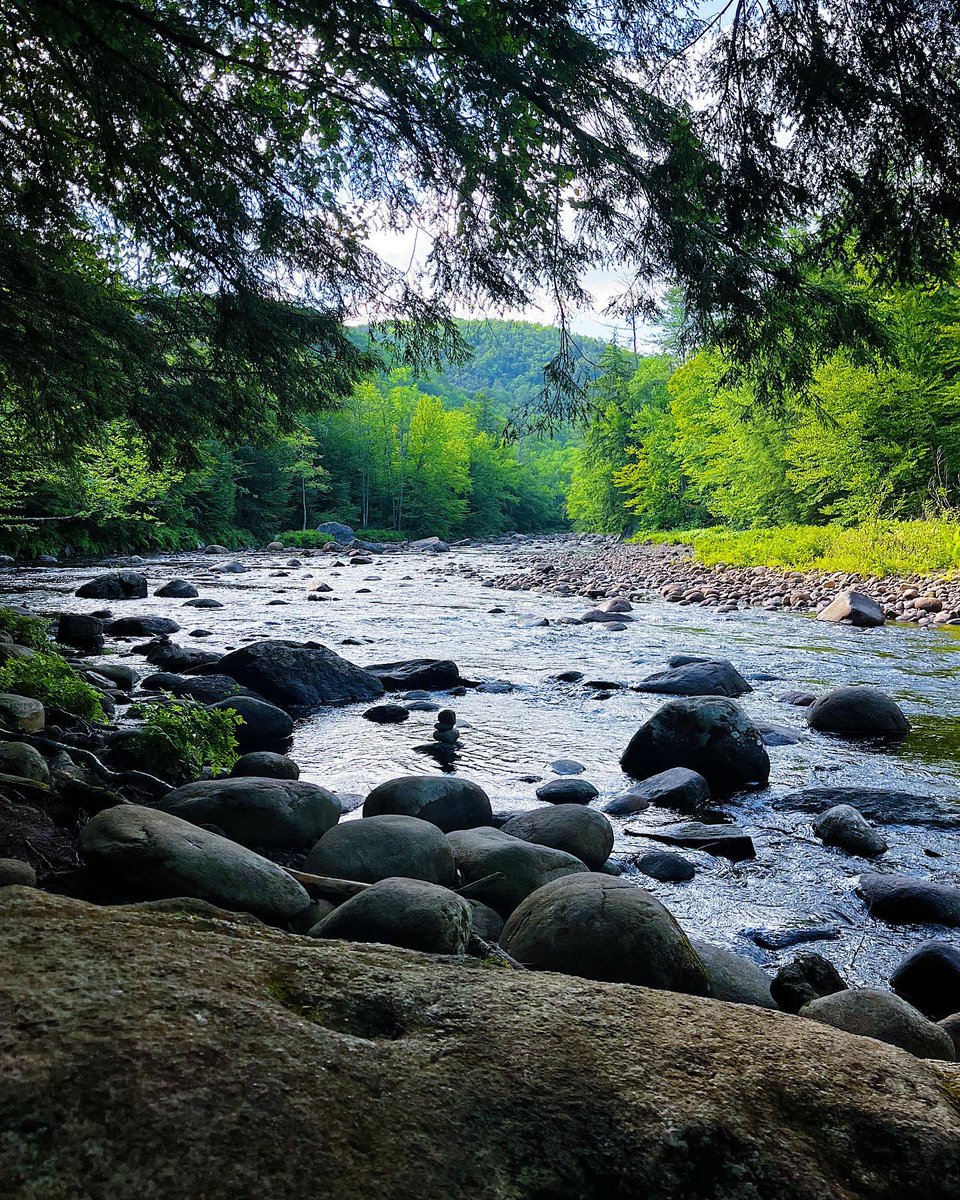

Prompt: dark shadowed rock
[56,612,104,653]
[620,697,769,794]
[859,873,960,926]
[689,939,776,1008]
[310,877,470,955]
[230,751,300,780]
[155,579,199,598]
[801,988,955,1061]
[501,873,709,995]
[502,805,614,870]
[315,521,355,543]
[362,703,410,724]
[183,597,224,609]
[635,850,696,882]
[817,589,884,627]
[363,775,492,832]
[891,942,960,1020]
[534,777,599,805]
[807,686,910,738]
[447,827,587,917]
[364,658,464,691]
[812,804,888,858]
[106,616,181,637]
[215,640,384,712]
[305,814,457,886]
[635,821,756,861]
[632,659,752,698]
[770,786,960,829]
[143,640,222,673]
[141,673,259,705]
[603,767,710,816]
[207,696,294,752]
[770,954,848,1014]
[76,571,148,600]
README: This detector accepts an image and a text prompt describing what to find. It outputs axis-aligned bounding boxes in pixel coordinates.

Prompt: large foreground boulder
[215,640,384,712]
[1,889,960,1199]
[305,815,457,886]
[446,827,587,917]
[155,778,340,850]
[363,776,492,831]
[79,805,309,921]
[75,570,148,600]
[500,874,709,995]
[620,697,770,793]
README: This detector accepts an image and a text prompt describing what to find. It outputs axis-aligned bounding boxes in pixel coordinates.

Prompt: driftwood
[466,934,526,970]
[0,728,169,799]
[284,868,507,907]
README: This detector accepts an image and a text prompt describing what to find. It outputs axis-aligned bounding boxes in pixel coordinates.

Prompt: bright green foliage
[0,609,50,651]
[276,531,336,549]
[138,702,242,779]
[0,652,106,723]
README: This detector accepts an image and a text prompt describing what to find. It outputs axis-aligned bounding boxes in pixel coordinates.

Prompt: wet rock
[218,561,249,574]
[363,658,463,692]
[207,696,294,752]
[183,597,224,609]
[140,673,257,705]
[689,939,776,1008]
[143,640,222,673]
[75,571,148,600]
[770,953,848,1014]
[807,685,910,738]
[603,767,710,816]
[859,873,960,926]
[305,814,457,887]
[770,786,960,829]
[363,775,492,832]
[56,612,104,653]
[891,942,960,1020]
[447,827,587,918]
[551,670,584,683]
[80,804,309,921]
[635,850,695,883]
[0,742,49,783]
[309,877,470,954]
[0,695,44,734]
[636,821,756,861]
[0,858,37,888]
[747,926,841,951]
[817,589,885,627]
[362,703,410,724]
[500,873,709,995]
[203,544,229,554]
[106,616,181,637]
[215,640,384,712]
[755,721,801,747]
[801,988,955,1061]
[620,697,769,794]
[230,751,300,780]
[549,758,585,775]
[315,521,355,543]
[155,579,199,598]
[409,536,450,553]
[632,659,752,698]
[517,615,549,628]
[812,804,888,858]
[501,805,614,870]
[534,777,599,805]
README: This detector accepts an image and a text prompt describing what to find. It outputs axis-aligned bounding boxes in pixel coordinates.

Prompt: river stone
[309,877,471,955]
[534,777,599,805]
[215,640,384,712]
[305,814,457,887]
[364,658,464,691]
[106,615,181,637]
[603,767,710,816]
[79,804,309,921]
[409,536,450,552]
[0,643,34,667]
[288,898,336,934]
[0,695,44,734]
[447,827,588,918]
[859,872,960,926]
[141,672,254,705]
[363,775,492,832]
[549,758,585,775]
[770,953,848,1014]
[0,742,49,783]
[75,571,148,600]
[207,696,294,752]
[817,589,885,627]
[635,850,695,882]
[501,873,709,995]
[156,777,340,850]
[891,942,960,1020]
[315,521,354,543]
[632,659,752,698]
[155,579,199,598]
[0,858,37,887]
[770,785,960,829]
[689,938,776,1009]
[230,751,300,780]
[801,988,956,1061]
[620,697,769,794]
[812,804,888,858]
[362,703,410,724]
[143,640,222,674]
[56,612,104,653]
[501,805,614,870]
[204,544,229,554]
[184,597,224,609]
[636,821,756,861]
[807,686,910,738]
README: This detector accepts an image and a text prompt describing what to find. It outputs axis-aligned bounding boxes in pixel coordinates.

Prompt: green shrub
[0,650,106,722]
[276,529,336,548]
[357,528,406,543]
[138,700,243,778]
[0,608,50,650]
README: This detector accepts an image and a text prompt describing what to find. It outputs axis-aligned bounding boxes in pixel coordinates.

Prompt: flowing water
[5,541,960,985]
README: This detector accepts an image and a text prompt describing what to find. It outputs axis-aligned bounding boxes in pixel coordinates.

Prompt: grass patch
[638,520,960,577]
[276,530,336,549]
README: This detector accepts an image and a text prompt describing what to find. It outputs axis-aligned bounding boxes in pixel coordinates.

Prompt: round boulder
[0,741,50,784]
[0,858,37,888]
[534,778,599,805]
[807,686,910,738]
[501,805,614,870]
[446,827,587,918]
[362,704,410,724]
[363,775,492,832]
[207,696,294,752]
[500,873,709,995]
[230,751,300,780]
[305,814,457,887]
[689,938,776,1008]
[309,877,471,955]
[890,941,960,1021]
[812,804,888,857]
[635,850,695,883]
[801,988,955,1061]
[155,579,199,599]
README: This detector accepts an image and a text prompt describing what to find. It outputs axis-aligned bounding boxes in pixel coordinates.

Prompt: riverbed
[4,539,960,987]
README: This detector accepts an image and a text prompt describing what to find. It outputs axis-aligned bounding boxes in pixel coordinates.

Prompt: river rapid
[5,539,960,987]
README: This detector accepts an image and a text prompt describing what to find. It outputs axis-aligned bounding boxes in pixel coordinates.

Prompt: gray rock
[288,898,336,933]
[500,873,709,995]
[106,616,181,637]
[409,537,450,553]
[305,814,457,886]
[362,703,410,724]
[755,721,801,747]
[817,589,884,627]
[770,953,848,1014]
[636,821,755,861]
[801,988,955,1060]
[771,786,960,829]
[939,1013,960,1058]
[632,659,752,698]
[807,686,910,738]
[203,544,229,554]
[635,850,695,882]
[891,942,960,1020]
[183,598,224,609]
[549,759,585,775]
[156,777,340,850]
[534,777,599,805]
[230,751,300,780]
[315,522,355,544]
[155,579,199,598]
[218,561,249,574]
[812,804,888,857]
[80,804,309,921]
[859,873,960,926]
[141,673,255,705]
[207,696,294,752]
[75,571,148,600]
[0,742,49,783]
[689,939,776,1008]
[501,805,614,870]
[215,640,384,712]
[620,697,769,794]
[447,827,587,918]
[468,899,504,942]
[0,858,37,888]
[310,877,470,954]
[364,658,463,691]
[603,767,710,816]
[143,641,221,674]
[363,775,492,832]
[56,612,104,652]
[0,695,44,734]
[91,661,138,691]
